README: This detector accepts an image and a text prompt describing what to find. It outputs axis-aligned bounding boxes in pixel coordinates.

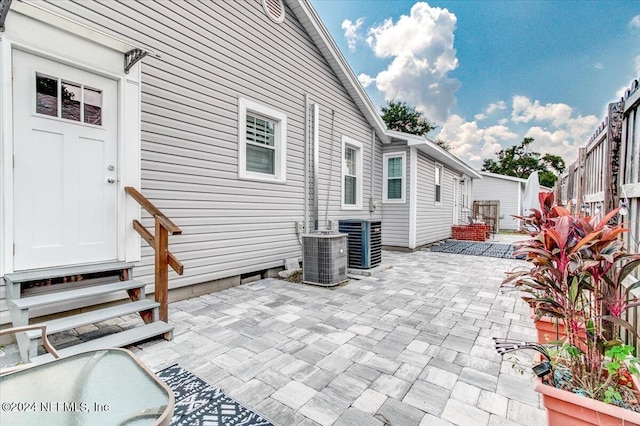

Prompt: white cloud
[342,18,364,51]
[364,2,460,123]
[636,55,640,75]
[436,96,599,168]
[437,114,518,165]
[475,101,506,121]
[630,15,640,29]
[594,62,604,70]
[511,96,574,128]
[358,73,375,88]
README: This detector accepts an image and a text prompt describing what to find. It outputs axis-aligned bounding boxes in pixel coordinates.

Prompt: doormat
[156,364,274,426]
[428,240,515,259]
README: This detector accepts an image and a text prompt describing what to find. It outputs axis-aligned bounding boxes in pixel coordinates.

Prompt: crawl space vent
[262,0,285,23]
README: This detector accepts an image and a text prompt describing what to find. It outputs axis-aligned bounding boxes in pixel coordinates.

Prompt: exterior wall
[28,0,383,291]
[415,150,455,246]
[381,143,410,247]
[472,175,522,230]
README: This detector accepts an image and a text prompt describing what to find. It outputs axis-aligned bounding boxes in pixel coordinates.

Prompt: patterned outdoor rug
[428,240,515,259]
[156,364,274,426]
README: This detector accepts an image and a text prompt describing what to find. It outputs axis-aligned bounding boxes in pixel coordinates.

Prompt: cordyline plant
[504,192,640,404]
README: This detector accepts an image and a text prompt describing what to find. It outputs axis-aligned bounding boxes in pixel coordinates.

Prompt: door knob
[107,178,116,184]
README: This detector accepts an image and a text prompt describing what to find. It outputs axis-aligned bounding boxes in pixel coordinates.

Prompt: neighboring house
[472,171,552,231]
[382,131,480,250]
[472,171,528,231]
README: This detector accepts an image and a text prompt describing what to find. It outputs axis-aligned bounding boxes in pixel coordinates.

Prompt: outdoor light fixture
[493,338,554,378]
[620,199,629,216]
[532,361,553,378]
[619,185,629,216]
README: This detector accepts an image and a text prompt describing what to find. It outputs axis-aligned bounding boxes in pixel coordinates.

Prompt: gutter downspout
[304,94,309,232]
[409,147,417,249]
[312,103,319,230]
[370,127,375,218]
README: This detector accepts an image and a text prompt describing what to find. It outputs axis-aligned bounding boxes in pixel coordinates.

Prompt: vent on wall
[262,0,285,23]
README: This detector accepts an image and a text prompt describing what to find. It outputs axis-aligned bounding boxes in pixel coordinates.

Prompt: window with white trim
[238,97,287,183]
[435,163,443,204]
[383,152,406,203]
[342,136,363,209]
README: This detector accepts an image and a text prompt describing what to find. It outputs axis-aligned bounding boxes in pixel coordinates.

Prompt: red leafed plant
[504,191,640,408]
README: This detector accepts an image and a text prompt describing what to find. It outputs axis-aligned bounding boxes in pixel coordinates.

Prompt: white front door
[12,50,119,271]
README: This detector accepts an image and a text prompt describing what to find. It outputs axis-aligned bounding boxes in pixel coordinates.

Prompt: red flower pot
[534,375,640,426]
[530,308,587,348]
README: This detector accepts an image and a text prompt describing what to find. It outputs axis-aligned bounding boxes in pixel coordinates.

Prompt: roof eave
[387,130,481,179]
[286,0,389,144]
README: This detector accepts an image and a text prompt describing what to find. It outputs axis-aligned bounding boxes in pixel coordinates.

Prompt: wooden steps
[23,300,160,339]
[5,262,173,364]
[31,321,174,364]
[3,261,134,285]
[11,280,146,310]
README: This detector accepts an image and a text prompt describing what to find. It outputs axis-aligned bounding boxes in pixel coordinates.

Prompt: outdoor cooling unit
[338,219,382,269]
[302,231,348,286]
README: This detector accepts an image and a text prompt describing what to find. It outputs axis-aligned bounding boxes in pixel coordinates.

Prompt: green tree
[381,100,436,137]
[435,139,451,151]
[482,137,565,187]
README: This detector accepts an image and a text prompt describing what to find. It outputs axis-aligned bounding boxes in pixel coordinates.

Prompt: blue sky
[311,0,640,168]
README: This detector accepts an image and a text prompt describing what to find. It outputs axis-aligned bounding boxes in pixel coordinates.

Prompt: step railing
[125,187,183,324]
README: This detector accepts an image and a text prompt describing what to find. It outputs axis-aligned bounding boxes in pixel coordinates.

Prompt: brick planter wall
[451,224,490,242]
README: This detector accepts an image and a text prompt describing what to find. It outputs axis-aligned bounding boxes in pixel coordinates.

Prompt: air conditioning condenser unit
[302,231,348,286]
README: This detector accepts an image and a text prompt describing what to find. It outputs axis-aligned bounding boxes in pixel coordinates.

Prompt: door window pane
[36,74,58,117]
[61,81,81,122]
[83,86,102,125]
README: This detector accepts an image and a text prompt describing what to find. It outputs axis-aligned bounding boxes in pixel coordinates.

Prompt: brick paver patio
[127,248,546,426]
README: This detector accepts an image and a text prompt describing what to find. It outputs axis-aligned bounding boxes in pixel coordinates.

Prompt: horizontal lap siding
[38,0,381,289]
[472,176,520,230]
[381,144,410,247]
[416,151,454,246]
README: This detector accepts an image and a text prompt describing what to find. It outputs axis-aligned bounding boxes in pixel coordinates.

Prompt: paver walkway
[126,250,545,426]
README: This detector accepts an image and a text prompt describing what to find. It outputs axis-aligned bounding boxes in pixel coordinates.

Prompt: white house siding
[35,0,383,290]
[415,151,455,246]
[381,144,411,247]
[472,175,522,230]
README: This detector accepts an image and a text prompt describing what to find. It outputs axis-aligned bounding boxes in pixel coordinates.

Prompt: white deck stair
[4,262,173,363]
